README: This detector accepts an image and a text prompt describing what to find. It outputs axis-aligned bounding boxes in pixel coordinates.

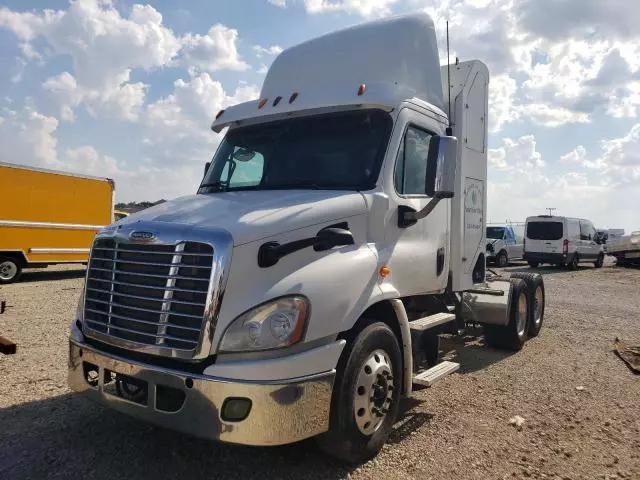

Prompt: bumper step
[412,361,460,387]
[409,312,456,333]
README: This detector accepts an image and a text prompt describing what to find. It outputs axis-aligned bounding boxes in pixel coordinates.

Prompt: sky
[0,0,639,232]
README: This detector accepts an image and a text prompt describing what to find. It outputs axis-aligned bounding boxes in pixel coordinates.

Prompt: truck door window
[394,125,433,195]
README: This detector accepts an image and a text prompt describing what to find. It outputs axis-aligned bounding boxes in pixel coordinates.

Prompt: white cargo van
[524,215,605,269]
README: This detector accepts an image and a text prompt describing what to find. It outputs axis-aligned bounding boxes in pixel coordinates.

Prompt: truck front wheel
[316,321,402,464]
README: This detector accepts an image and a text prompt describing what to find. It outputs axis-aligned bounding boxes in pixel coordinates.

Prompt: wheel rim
[0,261,17,280]
[353,349,394,435]
[533,286,543,327]
[516,292,527,337]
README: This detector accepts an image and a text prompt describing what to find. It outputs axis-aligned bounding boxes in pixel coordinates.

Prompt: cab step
[409,312,456,333]
[412,361,460,387]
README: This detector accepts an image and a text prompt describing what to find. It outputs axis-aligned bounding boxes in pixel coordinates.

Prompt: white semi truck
[68,13,546,464]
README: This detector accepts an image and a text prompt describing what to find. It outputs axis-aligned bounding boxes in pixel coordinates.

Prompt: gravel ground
[1,260,639,480]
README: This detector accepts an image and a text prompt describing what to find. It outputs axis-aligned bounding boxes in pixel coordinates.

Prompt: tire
[483,278,529,351]
[0,257,22,284]
[594,254,604,268]
[496,251,509,268]
[509,272,545,337]
[567,254,579,270]
[316,321,402,464]
[528,261,539,268]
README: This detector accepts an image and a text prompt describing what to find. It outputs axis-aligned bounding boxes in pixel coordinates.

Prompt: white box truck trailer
[68,13,546,464]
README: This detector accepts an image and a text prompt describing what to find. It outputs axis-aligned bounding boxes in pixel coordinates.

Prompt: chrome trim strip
[0,220,104,230]
[86,297,203,319]
[84,308,201,332]
[86,287,205,307]
[88,277,208,294]
[29,248,90,254]
[84,319,198,345]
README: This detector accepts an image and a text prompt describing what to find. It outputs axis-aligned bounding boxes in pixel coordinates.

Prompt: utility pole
[546,207,557,216]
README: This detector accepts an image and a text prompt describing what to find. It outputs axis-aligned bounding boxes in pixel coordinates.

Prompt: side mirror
[425,136,457,198]
[314,228,354,251]
[204,162,211,177]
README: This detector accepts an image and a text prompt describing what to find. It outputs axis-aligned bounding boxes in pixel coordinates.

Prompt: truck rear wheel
[316,321,402,464]
[509,272,545,337]
[483,278,529,351]
[0,257,22,284]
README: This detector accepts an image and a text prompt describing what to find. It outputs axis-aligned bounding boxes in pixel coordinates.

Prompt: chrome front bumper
[68,340,335,446]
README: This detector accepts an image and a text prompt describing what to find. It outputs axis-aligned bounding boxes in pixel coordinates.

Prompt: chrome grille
[83,238,214,353]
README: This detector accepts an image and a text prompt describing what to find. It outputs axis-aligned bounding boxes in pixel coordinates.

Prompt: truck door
[383,109,449,296]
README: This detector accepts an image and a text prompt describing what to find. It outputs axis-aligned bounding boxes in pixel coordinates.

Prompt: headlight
[219,296,309,352]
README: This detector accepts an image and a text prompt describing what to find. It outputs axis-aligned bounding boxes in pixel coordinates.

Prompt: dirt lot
[1,261,639,480]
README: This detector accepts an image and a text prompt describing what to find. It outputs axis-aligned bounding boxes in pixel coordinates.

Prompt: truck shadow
[0,392,430,479]
[438,329,514,374]
[18,268,86,283]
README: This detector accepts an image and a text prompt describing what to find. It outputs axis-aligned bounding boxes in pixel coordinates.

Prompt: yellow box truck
[0,162,114,284]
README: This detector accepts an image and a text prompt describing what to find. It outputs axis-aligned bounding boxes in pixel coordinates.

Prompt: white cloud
[143,73,259,167]
[488,134,544,172]
[560,146,587,164]
[304,0,400,17]
[179,24,248,72]
[0,108,59,168]
[41,71,146,121]
[488,74,518,133]
[253,44,283,59]
[516,104,590,128]
[268,0,287,7]
[0,1,248,121]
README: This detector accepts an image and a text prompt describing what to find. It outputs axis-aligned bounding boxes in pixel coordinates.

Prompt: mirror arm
[400,192,453,228]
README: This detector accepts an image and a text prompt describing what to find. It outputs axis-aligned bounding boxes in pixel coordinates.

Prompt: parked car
[607,230,640,267]
[524,215,605,270]
[486,225,524,267]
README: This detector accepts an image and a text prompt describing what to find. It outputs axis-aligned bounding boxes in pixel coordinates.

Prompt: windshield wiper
[199,181,229,192]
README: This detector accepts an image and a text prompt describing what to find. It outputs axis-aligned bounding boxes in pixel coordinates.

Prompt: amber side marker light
[379,266,391,278]
[357,83,367,96]
[258,98,268,109]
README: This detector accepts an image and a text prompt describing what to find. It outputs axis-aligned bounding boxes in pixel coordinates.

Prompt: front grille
[83,238,214,354]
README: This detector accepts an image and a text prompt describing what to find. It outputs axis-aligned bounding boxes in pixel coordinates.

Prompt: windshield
[199,109,392,193]
[486,227,505,239]
[527,221,563,240]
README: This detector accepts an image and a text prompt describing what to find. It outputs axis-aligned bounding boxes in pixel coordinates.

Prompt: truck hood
[121,190,367,246]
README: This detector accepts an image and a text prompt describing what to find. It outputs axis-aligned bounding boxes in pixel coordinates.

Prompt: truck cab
[68,12,545,464]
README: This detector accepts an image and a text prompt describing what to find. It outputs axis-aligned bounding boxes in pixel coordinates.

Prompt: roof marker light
[357,84,366,96]
[289,92,298,104]
[273,96,282,107]
[215,109,225,120]
[258,98,268,109]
